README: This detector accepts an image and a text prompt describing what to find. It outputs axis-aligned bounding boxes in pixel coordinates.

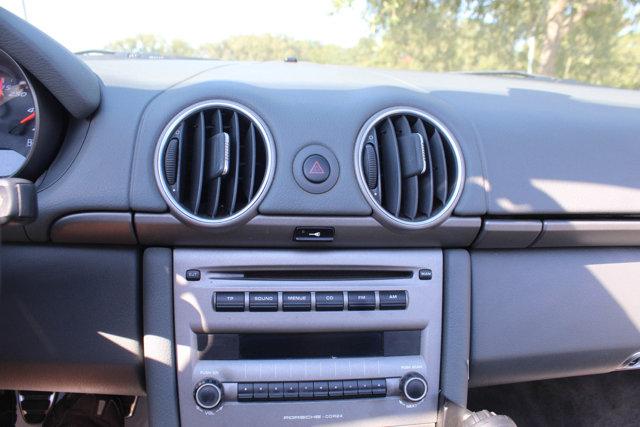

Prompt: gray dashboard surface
[123,60,640,218]
[143,248,180,427]
[393,70,640,215]
[127,61,487,217]
[19,60,226,242]
[0,245,144,395]
[23,84,150,242]
[470,248,640,387]
[4,57,640,244]
[134,213,480,247]
[441,249,471,407]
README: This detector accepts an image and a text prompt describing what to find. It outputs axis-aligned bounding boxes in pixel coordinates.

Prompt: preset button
[284,382,299,399]
[342,380,359,396]
[299,382,314,399]
[269,382,284,400]
[328,381,343,398]
[253,383,269,400]
[313,381,329,398]
[371,378,387,396]
[357,379,372,395]
[237,383,253,401]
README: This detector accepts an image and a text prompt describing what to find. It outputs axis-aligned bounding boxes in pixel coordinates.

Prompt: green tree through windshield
[106,0,640,89]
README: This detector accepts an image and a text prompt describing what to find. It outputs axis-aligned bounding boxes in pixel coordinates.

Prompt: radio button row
[214,292,245,312]
[249,292,278,312]
[238,379,386,402]
[214,291,407,311]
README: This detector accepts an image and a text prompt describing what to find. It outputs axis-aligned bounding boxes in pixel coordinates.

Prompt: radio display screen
[197,330,421,360]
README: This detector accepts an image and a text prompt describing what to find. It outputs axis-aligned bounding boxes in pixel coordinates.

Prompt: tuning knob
[400,372,428,403]
[194,379,223,410]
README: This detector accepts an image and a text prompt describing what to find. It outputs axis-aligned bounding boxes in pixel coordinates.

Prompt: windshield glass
[4,0,640,89]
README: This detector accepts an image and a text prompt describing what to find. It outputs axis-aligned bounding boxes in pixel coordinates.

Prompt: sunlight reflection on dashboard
[586,262,640,332]
[97,331,141,355]
[531,179,640,212]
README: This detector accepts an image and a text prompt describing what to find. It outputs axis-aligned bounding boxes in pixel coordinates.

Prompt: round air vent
[154,100,275,227]
[355,107,465,230]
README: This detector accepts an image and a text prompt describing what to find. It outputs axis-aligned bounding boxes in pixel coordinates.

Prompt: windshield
[4,0,640,89]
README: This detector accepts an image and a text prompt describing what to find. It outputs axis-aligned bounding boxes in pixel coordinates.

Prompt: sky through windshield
[4,0,640,89]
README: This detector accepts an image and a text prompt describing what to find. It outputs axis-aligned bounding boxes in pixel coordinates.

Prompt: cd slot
[207,269,413,281]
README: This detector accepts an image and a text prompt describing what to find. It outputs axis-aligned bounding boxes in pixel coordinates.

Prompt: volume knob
[400,372,428,402]
[194,379,223,410]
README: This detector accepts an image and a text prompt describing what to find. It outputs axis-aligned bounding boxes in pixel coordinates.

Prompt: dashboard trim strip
[134,213,481,247]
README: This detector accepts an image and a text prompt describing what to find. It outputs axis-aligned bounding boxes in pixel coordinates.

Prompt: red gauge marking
[19,112,35,124]
[0,77,4,98]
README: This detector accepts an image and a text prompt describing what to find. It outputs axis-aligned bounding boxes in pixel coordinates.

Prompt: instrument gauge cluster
[0,48,63,179]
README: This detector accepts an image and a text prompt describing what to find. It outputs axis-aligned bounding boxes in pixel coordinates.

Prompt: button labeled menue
[282,292,312,311]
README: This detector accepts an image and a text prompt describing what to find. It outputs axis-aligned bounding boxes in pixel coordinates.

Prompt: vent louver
[155,101,274,227]
[355,107,464,229]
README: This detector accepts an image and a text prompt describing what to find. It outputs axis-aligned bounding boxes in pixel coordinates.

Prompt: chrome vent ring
[354,107,465,230]
[154,100,275,228]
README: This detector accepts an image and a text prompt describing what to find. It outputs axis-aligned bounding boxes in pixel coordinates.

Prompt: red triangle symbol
[309,160,325,174]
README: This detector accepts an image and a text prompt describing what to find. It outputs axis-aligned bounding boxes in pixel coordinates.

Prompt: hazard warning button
[302,155,331,184]
[293,144,339,194]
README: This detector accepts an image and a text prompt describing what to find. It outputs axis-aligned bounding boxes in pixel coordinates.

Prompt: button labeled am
[379,290,407,310]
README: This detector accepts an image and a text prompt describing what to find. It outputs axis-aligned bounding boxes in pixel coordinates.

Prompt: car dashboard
[1,7,640,427]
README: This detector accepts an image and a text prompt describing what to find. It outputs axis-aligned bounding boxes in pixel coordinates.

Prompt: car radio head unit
[173,249,443,427]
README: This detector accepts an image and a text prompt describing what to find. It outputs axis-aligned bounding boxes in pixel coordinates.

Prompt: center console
[173,249,443,426]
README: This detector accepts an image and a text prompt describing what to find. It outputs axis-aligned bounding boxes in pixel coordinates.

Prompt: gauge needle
[19,112,35,124]
[9,112,36,134]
